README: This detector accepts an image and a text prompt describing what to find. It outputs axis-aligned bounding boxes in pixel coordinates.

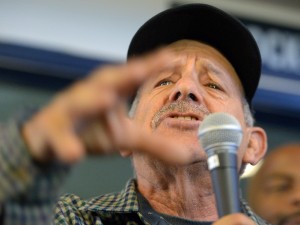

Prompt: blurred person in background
[248,143,300,225]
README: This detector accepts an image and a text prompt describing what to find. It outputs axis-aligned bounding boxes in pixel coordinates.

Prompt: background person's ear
[242,127,268,165]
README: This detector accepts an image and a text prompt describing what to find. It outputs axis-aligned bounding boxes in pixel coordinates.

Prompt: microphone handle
[208,151,241,217]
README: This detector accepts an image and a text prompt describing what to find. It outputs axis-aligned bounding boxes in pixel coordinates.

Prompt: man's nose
[169,75,202,103]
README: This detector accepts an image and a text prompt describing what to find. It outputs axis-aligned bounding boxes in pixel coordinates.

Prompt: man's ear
[243,127,268,165]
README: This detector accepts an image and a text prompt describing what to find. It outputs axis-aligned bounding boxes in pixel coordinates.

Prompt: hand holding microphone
[198,112,243,217]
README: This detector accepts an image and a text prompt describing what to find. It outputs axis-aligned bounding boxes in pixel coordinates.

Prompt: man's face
[249,146,300,225]
[132,40,249,165]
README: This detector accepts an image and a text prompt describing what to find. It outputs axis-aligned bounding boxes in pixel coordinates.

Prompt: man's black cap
[127,4,261,107]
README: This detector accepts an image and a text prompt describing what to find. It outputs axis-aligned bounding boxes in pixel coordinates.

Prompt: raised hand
[22,49,185,164]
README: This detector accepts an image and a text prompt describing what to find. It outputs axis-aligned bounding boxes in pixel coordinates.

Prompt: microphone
[198,112,242,217]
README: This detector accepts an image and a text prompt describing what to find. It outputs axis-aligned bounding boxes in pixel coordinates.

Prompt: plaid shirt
[0,119,68,225]
[54,179,269,225]
[0,116,269,225]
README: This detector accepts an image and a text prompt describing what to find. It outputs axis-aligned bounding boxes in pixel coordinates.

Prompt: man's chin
[149,150,207,168]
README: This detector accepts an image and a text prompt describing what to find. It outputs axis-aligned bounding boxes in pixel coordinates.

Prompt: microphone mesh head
[198,112,243,155]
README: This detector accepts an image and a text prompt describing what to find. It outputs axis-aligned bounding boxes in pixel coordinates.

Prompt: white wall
[1,0,300,61]
[0,0,168,60]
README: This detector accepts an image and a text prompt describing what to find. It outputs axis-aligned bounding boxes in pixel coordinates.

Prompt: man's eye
[158,80,173,87]
[207,83,222,90]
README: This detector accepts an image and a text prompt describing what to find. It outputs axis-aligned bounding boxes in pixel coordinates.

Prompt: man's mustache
[151,100,211,128]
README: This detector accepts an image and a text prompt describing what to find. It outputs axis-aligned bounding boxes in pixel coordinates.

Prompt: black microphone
[198,112,242,217]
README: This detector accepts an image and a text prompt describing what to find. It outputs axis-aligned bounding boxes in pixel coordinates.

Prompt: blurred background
[0,0,299,200]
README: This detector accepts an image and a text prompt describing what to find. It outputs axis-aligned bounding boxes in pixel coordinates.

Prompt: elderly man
[1,3,268,225]
[248,143,300,225]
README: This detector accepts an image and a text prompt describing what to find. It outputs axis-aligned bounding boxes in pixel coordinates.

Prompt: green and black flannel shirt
[0,119,68,225]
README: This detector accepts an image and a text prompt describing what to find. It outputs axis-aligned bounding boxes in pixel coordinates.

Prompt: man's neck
[135,161,219,221]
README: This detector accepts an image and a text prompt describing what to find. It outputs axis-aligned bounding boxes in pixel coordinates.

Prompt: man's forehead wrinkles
[168,47,225,75]
[204,61,225,76]
[175,54,226,77]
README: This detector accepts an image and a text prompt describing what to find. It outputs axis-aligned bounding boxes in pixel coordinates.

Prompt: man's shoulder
[56,191,127,212]
[54,192,124,224]
[54,182,141,225]
[56,193,90,210]
[55,180,139,217]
